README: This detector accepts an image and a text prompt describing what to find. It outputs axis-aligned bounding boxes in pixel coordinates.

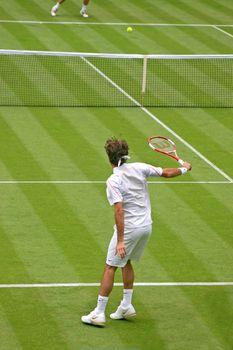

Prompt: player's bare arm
[162,161,192,178]
[114,202,126,259]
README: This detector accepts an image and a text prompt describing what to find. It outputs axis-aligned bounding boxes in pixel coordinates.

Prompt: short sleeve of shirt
[140,163,163,178]
[106,176,123,206]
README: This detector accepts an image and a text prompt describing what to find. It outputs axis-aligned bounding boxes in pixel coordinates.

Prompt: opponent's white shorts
[106,225,152,268]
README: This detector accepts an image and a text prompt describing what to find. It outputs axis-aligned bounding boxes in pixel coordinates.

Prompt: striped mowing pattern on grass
[1,110,233,280]
[0,1,233,350]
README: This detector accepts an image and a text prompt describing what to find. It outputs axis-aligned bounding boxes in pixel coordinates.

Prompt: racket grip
[178,159,184,165]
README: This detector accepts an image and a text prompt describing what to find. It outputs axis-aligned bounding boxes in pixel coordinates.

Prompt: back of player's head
[105,137,129,166]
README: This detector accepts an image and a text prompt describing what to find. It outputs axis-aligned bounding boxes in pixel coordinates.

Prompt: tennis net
[0,49,233,107]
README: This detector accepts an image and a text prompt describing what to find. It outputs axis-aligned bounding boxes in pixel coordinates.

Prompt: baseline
[0,180,231,184]
[0,282,232,288]
[0,20,233,27]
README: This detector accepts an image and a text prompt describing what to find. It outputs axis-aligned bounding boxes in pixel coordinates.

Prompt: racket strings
[150,139,176,153]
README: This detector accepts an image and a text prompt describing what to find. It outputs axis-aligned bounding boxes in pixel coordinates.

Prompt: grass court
[0,1,233,349]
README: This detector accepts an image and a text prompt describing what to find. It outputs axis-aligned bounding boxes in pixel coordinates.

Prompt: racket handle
[178,159,184,165]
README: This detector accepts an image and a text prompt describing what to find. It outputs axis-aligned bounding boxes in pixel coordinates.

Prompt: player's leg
[81,264,117,326]
[110,260,136,320]
[80,0,90,18]
[99,264,117,296]
[82,228,128,326]
[110,226,152,320]
[51,0,65,16]
[122,259,134,289]
[122,260,134,310]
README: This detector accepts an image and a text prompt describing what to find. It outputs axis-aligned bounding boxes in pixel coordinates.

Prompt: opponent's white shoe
[81,310,106,327]
[80,9,89,18]
[51,6,58,17]
[110,304,136,320]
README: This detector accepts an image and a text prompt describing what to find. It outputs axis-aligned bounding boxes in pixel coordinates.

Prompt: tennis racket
[148,136,184,165]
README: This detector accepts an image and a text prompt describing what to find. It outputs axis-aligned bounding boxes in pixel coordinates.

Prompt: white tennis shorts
[106,225,152,268]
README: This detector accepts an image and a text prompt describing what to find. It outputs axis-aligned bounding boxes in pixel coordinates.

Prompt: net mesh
[0,50,233,107]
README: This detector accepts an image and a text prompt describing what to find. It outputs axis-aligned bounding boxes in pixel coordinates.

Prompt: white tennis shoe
[81,310,106,327]
[110,304,136,320]
[51,6,58,17]
[80,9,89,18]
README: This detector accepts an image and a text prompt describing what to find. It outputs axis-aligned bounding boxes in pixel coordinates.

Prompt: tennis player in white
[81,137,192,327]
[51,0,90,17]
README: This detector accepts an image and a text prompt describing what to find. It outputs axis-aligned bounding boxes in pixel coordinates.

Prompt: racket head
[148,135,183,163]
[148,136,176,154]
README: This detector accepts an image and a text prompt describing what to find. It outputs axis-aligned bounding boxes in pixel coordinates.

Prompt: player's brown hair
[105,137,129,166]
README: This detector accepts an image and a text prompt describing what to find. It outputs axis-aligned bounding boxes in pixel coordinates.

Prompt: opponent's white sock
[121,289,133,309]
[95,295,109,314]
[81,4,87,11]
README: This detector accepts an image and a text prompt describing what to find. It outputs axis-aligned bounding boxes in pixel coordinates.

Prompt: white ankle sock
[95,295,108,314]
[121,289,133,309]
[82,5,87,11]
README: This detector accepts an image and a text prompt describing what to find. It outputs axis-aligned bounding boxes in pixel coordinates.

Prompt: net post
[141,55,148,106]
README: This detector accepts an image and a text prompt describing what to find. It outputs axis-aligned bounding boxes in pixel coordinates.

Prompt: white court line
[0,20,232,27]
[0,180,231,184]
[81,57,233,183]
[0,282,232,288]
[213,25,233,39]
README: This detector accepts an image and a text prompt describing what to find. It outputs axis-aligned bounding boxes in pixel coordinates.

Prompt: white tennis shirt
[106,162,163,228]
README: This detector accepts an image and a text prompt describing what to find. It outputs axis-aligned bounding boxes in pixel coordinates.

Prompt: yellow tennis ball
[127,26,133,33]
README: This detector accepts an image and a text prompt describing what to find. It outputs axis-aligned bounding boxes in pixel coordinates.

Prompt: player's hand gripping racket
[148,136,185,165]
